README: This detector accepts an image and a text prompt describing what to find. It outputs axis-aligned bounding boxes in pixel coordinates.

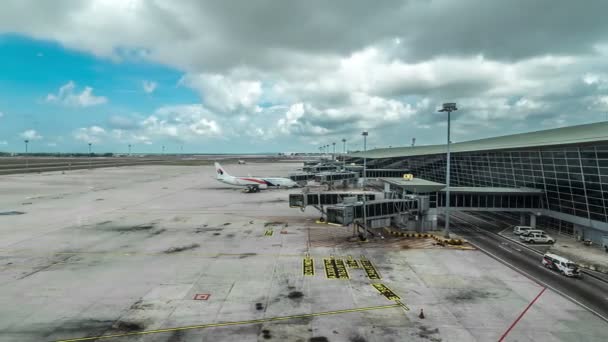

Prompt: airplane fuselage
[214,163,298,190]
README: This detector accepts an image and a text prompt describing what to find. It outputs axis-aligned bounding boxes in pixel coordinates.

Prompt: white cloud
[46,142,57,147]
[4,1,608,147]
[46,81,107,107]
[0,140,7,145]
[180,73,262,113]
[73,104,222,147]
[0,111,3,118]
[111,129,152,145]
[20,129,42,140]
[73,126,106,143]
[144,104,222,139]
[142,80,157,94]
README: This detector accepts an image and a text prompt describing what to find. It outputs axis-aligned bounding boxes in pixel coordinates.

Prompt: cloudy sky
[1,0,608,153]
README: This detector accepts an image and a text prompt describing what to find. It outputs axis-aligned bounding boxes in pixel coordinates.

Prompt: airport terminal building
[350,122,608,246]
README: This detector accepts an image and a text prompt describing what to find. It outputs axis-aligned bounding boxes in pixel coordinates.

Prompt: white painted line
[470,241,608,323]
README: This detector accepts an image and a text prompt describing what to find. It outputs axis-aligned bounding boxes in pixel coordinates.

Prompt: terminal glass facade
[368,143,608,224]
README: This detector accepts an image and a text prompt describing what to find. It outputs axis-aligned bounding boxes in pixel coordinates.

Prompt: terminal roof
[350,121,608,159]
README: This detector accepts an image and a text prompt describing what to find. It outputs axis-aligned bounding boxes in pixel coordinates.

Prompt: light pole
[361,131,369,240]
[162,145,165,155]
[24,140,29,170]
[342,138,346,169]
[332,142,336,161]
[128,144,132,156]
[88,142,92,169]
[362,131,368,187]
[439,102,457,238]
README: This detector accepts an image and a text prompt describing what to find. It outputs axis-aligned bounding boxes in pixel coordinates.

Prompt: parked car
[542,253,581,277]
[513,226,533,235]
[520,232,555,244]
[520,229,545,237]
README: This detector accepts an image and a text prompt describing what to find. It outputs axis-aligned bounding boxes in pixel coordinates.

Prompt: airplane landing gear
[244,185,260,193]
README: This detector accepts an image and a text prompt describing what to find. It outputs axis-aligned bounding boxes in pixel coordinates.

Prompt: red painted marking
[498,287,546,342]
[240,178,267,185]
[193,294,210,300]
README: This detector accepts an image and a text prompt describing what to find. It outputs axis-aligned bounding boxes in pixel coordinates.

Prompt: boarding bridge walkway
[380,177,545,212]
[289,192,376,209]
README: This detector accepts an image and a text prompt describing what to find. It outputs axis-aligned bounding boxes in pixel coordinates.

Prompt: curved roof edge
[350,121,608,159]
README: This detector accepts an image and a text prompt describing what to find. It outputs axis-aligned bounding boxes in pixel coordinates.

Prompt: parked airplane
[214,162,299,192]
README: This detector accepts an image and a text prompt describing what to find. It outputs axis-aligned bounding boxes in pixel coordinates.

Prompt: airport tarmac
[0,162,607,342]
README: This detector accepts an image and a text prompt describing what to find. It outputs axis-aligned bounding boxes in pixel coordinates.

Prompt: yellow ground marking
[359,256,381,280]
[54,303,403,342]
[264,229,274,236]
[371,283,401,301]
[346,255,360,268]
[396,300,410,311]
[303,256,315,276]
[323,258,350,279]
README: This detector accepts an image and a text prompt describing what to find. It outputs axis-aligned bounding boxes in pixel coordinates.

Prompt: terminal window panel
[402,144,608,223]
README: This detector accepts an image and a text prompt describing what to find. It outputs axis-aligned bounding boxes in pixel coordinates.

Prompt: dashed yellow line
[54,303,403,342]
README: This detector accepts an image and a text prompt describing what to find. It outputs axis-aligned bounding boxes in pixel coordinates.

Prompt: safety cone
[419,308,425,319]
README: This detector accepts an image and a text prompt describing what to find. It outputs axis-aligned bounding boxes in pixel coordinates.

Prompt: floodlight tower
[332,142,336,161]
[24,140,29,169]
[438,102,457,238]
[342,138,347,168]
[361,131,368,187]
[88,142,92,169]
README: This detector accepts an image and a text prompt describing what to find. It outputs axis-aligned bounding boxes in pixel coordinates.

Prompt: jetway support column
[520,213,526,225]
[530,214,536,228]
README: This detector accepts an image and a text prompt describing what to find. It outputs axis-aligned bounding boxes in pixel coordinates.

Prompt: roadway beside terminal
[1,161,607,341]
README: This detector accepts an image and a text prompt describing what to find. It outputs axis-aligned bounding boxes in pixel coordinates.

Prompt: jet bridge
[289,172,316,185]
[302,164,341,173]
[289,192,376,208]
[325,198,419,226]
[314,171,359,183]
[344,166,410,178]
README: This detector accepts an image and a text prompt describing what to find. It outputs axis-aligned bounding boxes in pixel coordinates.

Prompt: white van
[542,253,581,277]
[513,226,532,235]
[520,232,555,244]
[520,229,545,237]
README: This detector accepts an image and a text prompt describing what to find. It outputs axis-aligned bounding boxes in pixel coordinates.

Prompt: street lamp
[128,144,132,156]
[362,131,368,187]
[24,140,29,169]
[342,138,347,169]
[332,142,336,161]
[361,131,369,240]
[88,142,92,169]
[439,102,457,238]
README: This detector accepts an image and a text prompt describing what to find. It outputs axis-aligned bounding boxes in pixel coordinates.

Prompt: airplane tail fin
[214,162,230,179]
